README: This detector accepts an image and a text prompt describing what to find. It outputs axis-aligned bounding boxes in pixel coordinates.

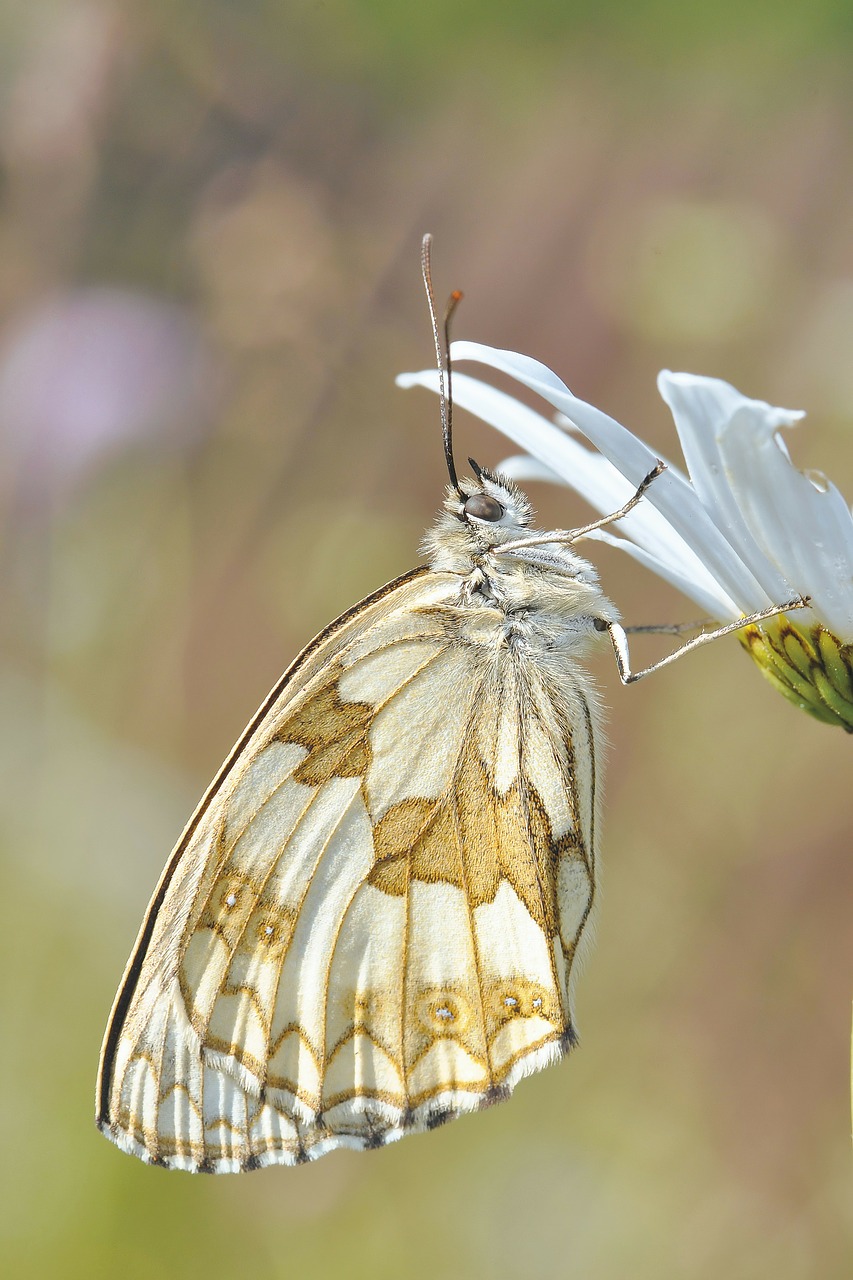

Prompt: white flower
[398,341,853,731]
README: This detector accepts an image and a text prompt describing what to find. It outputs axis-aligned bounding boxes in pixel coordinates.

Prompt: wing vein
[264,781,366,1064]
[450,783,494,1087]
[399,860,412,1117]
[197,779,322,979]
[515,664,567,1021]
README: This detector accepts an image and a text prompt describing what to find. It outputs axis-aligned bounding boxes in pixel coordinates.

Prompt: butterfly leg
[622,619,713,635]
[596,597,811,684]
[562,460,667,543]
[494,462,667,556]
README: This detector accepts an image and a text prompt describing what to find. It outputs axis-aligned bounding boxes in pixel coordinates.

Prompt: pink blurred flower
[0,288,217,500]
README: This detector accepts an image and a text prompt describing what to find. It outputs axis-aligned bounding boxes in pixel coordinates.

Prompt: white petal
[582,528,741,620]
[716,403,853,638]
[494,451,739,618]
[448,342,777,612]
[398,366,739,619]
[496,455,565,484]
[398,367,605,489]
[656,372,796,605]
[400,369,677,566]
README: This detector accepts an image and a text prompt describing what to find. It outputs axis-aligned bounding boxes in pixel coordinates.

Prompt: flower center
[740,614,853,732]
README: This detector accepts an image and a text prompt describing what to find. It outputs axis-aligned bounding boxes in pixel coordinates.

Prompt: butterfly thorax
[422,472,620,650]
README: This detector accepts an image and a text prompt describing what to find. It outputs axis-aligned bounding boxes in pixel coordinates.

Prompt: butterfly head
[423,462,532,560]
[423,458,610,595]
[455,460,534,530]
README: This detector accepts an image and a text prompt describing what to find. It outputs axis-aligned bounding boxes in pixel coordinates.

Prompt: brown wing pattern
[97,571,599,1171]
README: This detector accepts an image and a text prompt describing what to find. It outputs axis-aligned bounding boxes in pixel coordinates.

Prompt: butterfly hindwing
[97,567,600,1171]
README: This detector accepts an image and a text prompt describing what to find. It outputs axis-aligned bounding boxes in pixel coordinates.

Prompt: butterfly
[97,238,804,1172]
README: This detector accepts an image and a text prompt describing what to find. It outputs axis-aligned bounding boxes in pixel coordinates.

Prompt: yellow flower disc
[740,614,853,731]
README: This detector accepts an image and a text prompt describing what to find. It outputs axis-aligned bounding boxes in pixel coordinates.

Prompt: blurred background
[1,2,851,1277]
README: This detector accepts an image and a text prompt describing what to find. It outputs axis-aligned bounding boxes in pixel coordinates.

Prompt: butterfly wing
[97,567,600,1171]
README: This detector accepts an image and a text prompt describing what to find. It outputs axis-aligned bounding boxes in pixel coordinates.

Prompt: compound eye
[464,493,504,522]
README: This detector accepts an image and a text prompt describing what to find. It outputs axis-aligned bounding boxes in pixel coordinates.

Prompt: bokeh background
[1,3,851,1277]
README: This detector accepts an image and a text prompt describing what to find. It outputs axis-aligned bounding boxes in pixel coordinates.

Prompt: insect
[96,237,805,1172]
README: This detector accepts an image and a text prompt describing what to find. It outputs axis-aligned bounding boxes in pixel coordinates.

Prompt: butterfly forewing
[97,563,599,1171]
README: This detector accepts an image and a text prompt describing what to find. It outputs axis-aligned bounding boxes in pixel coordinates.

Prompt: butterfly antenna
[421,233,463,495]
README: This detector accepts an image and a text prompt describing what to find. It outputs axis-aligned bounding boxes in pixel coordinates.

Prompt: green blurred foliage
[0,1,851,1277]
